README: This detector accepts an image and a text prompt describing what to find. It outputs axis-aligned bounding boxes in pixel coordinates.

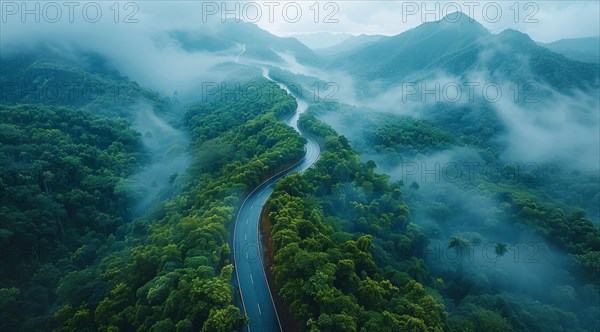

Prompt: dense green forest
[306,101,600,331]
[3,61,597,330]
[265,114,447,331]
[0,53,170,118]
[0,52,306,331]
[43,80,305,331]
[3,8,599,332]
[0,104,146,329]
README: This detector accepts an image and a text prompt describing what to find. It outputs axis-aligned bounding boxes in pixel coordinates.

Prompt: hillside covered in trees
[304,100,600,331]
[0,54,307,331]
[2,4,599,331]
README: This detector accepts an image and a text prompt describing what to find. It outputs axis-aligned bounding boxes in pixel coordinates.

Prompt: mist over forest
[1,2,598,332]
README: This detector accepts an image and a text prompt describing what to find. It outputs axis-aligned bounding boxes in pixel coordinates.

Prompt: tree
[201,305,244,332]
[331,314,357,332]
[358,277,386,308]
[494,243,508,257]
[494,243,508,266]
[150,319,174,332]
[356,235,372,252]
[448,235,470,278]
[0,288,20,308]
[448,236,470,257]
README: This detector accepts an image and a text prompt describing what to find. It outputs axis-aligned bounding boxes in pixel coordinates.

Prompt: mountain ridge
[324,12,598,92]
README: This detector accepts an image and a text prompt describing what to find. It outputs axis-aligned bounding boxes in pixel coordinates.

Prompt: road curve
[232,69,321,332]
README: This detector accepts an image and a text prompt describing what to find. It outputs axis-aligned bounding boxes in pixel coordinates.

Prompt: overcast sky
[251,1,600,42]
[1,1,598,46]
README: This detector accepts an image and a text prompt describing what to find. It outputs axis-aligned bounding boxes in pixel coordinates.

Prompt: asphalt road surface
[232,69,321,332]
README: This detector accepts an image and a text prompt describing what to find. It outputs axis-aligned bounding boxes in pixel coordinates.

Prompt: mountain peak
[497,29,536,46]
[436,11,487,30]
[498,28,531,39]
[411,11,489,39]
[439,11,474,22]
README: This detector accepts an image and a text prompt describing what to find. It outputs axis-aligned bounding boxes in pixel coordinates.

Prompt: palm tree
[494,242,508,266]
[448,235,470,256]
[495,242,508,257]
[448,235,470,279]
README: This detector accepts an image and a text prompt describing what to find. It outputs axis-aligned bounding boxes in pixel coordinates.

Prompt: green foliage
[504,197,600,257]
[450,293,584,332]
[494,243,508,258]
[39,76,302,331]
[0,52,169,118]
[268,117,447,331]
[307,87,600,331]
[0,288,20,308]
[306,91,600,331]
[298,113,337,144]
[184,80,296,148]
[1,49,304,332]
[574,251,600,282]
[0,104,144,331]
[368,117,455,155]
[53,78,304,331]
[447,236,470,254]
[450,306,513,332]
[201,305,244,332]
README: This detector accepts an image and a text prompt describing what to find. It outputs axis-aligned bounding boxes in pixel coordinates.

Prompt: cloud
[494,88,600,172]
[0,2,248,94]
[254,1,599,43]
[127,103,192,214]
[2,1,597,176]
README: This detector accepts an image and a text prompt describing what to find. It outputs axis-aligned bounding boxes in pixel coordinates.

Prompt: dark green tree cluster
[501,194,600,282]
[305,102,504,167]
[0,104,145,330]
[1,50,306,331]
[44,78,305,331]
[367,117,455,156]
[184,80,296,147]
[0,52,169,119]
[448,292,595,332]
[303,100,599,331]
[370,106,600,277]
[265,114,447,331]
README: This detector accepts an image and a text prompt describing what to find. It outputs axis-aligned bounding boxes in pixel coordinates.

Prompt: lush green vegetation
[4,10,599,332]
[0,52,169,119]
[0,50,308,331]
[3,33,598,331]
[368,117,456,156]
[0,104,146,330]
[305,100,600,331]
[265,114,447,331]
[42,80,305,332]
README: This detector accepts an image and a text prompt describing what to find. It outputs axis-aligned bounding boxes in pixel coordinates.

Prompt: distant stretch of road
[232,69,321,332]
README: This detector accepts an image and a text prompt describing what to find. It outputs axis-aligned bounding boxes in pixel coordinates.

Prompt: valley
[1,4,599,332]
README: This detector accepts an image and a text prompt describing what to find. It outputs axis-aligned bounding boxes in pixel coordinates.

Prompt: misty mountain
[541,36,600,63]
[0,48,191,205]
[2,3,599,332]
[169,21,319,65]
[290,32,353,49]
[328,12,489,79]
[0,51,168,118]
[315,34,388,57]
[329,12,599,92]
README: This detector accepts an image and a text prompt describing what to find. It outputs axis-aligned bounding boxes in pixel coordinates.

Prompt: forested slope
[0,104,145,329]
[0,53,307,331]
[306,101,600,331]
[265,114,447,331]
[44,82,305,331]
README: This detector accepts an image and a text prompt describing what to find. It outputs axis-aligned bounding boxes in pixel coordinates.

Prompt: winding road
[232,69,321,332]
